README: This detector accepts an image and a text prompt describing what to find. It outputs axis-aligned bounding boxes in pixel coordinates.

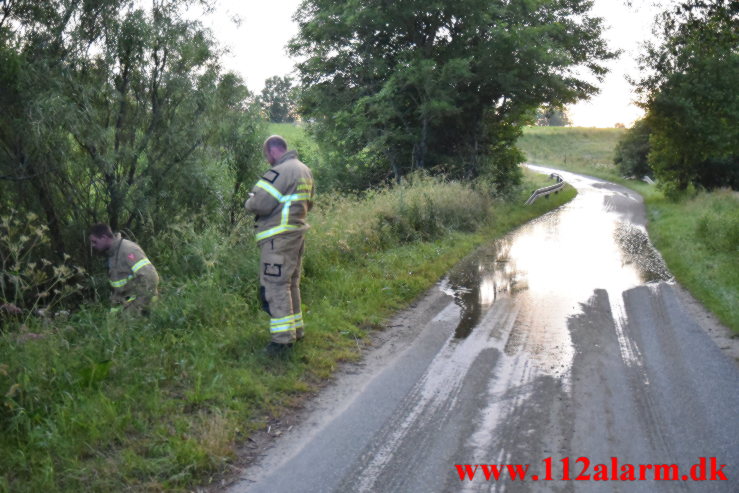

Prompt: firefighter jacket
[245,150,314,241]
[106,234,159,308]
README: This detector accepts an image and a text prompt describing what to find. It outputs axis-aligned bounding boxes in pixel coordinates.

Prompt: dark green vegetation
[646,190,738,333]
[614,119,652,179]
[605,1,738,326]
[290,0,615,190]
[623,0,738,195]
[0,158,576,490]
[259,76,299,123]
[0,0,266,300]
[519,127,739,333]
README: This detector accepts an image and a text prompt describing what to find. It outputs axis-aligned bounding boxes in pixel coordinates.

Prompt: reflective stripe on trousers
[269,312,303,334]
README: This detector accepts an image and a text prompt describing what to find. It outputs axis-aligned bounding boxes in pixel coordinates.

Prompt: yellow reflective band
[110,276,131,288]
[256,180,284,201]
[281,200,291,224]
[271,314,296,325]
[255,224,299,241]
[270,323,294,333]
[125,296,137,303]
[284,193,311,202]
[131,258,151,273]
[254,182,312,241]
[270,314,297,333]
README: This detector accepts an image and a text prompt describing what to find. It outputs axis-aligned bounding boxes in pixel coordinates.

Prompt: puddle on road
[447,167,676,477]
[438,167,672,375]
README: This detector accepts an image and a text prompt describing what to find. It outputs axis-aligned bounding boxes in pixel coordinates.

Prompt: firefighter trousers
[258,232,305,344]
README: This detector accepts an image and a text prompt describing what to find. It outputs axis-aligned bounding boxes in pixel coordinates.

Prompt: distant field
[519,126,626,177]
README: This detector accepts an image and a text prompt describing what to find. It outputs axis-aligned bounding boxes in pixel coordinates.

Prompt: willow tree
[0,0,263,259]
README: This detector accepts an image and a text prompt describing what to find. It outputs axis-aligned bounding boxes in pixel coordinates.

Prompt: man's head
[263,135,288,165]
[89,223,114,252]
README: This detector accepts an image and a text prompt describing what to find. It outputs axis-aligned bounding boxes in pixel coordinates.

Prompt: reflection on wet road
[232,166,738,493]
[442,165,671,377]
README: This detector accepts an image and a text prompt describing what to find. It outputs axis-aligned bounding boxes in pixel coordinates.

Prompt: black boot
[263,341,293,356]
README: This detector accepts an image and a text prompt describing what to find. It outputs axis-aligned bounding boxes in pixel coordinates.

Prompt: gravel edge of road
[670,281,739,365]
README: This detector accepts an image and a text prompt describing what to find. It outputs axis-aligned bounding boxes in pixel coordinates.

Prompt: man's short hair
[263,135,288,154]
[90,223,113,238]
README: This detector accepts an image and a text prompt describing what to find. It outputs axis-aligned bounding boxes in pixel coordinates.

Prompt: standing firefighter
[245,135,314,355]
[89,223,159,315]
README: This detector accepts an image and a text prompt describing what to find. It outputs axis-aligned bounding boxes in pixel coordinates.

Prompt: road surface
[227,166,738,492]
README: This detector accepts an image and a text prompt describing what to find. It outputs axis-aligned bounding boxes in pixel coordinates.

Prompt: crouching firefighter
[245,135,314,355]
[89,223,159,315]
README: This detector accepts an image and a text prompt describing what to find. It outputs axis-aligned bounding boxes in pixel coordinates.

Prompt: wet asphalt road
[228,166,739,493]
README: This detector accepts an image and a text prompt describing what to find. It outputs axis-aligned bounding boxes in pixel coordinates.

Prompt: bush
[614,119,652,178]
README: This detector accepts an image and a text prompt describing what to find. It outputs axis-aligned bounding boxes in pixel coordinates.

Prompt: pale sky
[199,0,678,128]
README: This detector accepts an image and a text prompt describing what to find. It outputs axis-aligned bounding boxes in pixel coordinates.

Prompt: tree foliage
[635,0,739,193]
[0,0,264,266]
[614,118,652,178]
[535,107,572,127]
[259,75,298,122]
[289,0,615,190]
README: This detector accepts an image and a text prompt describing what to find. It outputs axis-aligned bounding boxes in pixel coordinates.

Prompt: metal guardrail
[525,173,566,205]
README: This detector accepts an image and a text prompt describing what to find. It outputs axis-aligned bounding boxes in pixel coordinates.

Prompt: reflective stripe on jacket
[245,150,314,241]
[106,234,159,305]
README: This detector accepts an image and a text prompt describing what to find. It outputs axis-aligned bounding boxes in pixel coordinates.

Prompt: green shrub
[694,190,739,254]
[614,119,652,178]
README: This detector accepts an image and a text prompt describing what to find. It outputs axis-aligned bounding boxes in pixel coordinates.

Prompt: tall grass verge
[646,190,738,332]
[0,169,575,492]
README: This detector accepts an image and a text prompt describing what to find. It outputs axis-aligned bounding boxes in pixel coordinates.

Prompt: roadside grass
[645,190,738,332]
[0,156,575,491]
[519,126,738,333]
